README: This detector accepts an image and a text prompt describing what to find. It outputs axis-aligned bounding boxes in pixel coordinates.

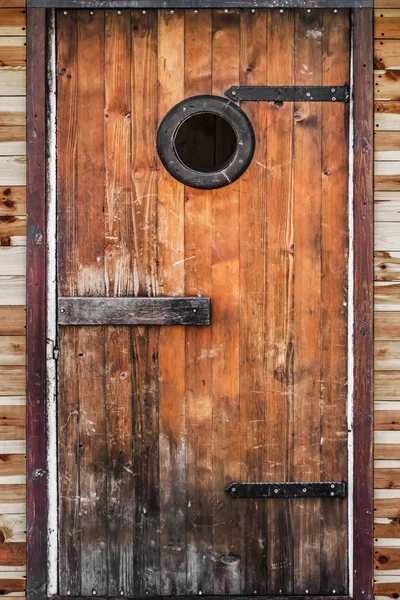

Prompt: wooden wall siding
[0,1,26,597]
[374,5,400,600]
[0,3,394,599]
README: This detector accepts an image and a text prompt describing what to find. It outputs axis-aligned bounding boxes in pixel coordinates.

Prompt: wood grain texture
[26,7,46,600]
[53,8,353,597]
[353,9,374,600]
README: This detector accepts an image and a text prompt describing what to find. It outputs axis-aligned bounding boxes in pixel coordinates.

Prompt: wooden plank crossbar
[225,85,350,102]
[226,481,347,498]
[26,0,372,7]
[58,296,211,326]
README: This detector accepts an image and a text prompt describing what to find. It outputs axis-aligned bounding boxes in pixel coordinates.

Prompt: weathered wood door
[56,8,350,597]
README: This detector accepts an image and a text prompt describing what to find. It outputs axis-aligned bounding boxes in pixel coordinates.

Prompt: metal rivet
[92,591,97,596]
[193,309,197,313]
[170,9,175,13]
[63,10,68,14]
[117,10,121,14]
[120,592,124,596]
[331,88,336,92]
[332,97,336,101]
[224,8,229,12]
[231,487,236,492]
[305,590,309,594]
[330,492,335,496]
[302,488,307,492]
[332,590,336,594]
[307,8,311,12]
[194,9,199,13]
[251,8,256,12]
[306,92,311,97]
[274,488,279,493]
[142,10,147,14]
[60,308,65,313]
[279,8,284,12]
[331,483,335,488]
[334,8,338,12]
[89,11,94,15]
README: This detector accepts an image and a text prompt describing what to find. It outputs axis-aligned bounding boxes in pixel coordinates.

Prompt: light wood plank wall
[0,3,399,597]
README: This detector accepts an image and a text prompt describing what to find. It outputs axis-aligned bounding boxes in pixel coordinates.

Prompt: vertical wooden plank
[26,7,47,600]
[353,8,374,600]
[320,9,350,594]
[183,9,214,596]
[264,9,295,595]
[292,8,323,594]
[157,9,186,595]
[238,9,268,595]
[104,11,134,596]
[58,327,81,596]
[57,9,78,298]
[130,9,160,596]
[76,10,107,596]
[211,9,242,596]
[57,11,80,595]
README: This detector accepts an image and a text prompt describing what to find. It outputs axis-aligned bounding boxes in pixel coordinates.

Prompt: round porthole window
[157,95,255,190]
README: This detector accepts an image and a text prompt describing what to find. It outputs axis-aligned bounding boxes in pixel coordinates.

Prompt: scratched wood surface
[55,9,350,596]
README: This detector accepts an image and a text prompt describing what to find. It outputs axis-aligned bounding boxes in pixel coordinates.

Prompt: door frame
[26,6,373,600]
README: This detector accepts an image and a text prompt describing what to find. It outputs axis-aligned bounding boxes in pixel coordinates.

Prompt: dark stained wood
[211,9,242,596]
[264,9,294,595]
[58,327,81,596]
[292,9,323,595]
[239,8,268,595]
[352,8,374,600]
[130,9,160,597]
[26,7,47,600]
[157,9,187,596]
[58,297,211,325]
[27,0,374,8]
[320,9,349,595]
[0,579,26,594]
[183,8,214,595]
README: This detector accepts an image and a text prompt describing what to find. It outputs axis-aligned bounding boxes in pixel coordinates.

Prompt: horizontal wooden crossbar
[226,481,347,498]
[58,297,211,326]
[27,0,372,8]
[55,596,351,600]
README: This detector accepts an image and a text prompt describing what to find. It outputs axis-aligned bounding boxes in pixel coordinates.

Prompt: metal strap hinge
[226,481,347,498]
[225,85,350,103]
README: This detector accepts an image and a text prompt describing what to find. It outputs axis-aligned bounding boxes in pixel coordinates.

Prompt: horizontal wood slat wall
[374,5,400,600]
[0,3,394,599]
[0,1,26,598]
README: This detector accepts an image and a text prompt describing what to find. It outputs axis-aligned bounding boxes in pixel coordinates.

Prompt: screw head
[170,9,175,13]
[334,8,338,12]
[251,8,256,12]
[302,488,307,493]
[279,8,284,12]
[332,97,336,102]
[89,10,94,15]
[231,487,236,492]
[224,8,229,12]
[63,10,68,14]
[194,9,199,13]
[60,308,65,313]
[142,10,147,14]
[117,10,121,14]
[274,488,279,494]
[92,591,97,596]
[331,483,335,488]
[193,308,197,313]
[120,592,124,596]
[199,592,202,596]
[231,90,237,96]
[305,590,309,594]
[67,592,71,597]
[307,8,311,12]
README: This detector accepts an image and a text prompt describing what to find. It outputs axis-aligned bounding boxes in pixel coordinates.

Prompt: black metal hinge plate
[226,481,347,498]
[225,85,350,103]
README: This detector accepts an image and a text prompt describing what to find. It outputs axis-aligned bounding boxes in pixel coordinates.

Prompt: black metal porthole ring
[157,95,256,190]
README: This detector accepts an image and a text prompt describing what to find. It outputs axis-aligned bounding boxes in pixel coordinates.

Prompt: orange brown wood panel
[56,9,350,596]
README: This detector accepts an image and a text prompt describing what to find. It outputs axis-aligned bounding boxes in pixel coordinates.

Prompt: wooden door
[56,8,350,597]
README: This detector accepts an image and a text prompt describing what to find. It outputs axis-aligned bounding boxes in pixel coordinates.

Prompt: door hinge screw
[53,347,60,360]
